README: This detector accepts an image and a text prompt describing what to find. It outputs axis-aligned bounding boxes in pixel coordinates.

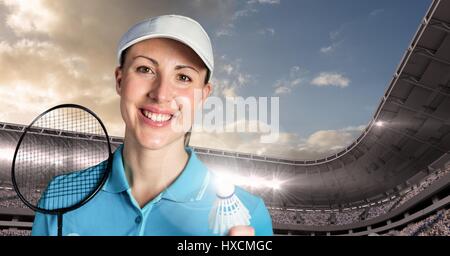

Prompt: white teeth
[142,110,172,122]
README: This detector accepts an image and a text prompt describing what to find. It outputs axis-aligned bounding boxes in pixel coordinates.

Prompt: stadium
[0,0,450,236]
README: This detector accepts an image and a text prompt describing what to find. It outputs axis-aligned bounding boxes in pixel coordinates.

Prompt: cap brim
[117,34,212,82]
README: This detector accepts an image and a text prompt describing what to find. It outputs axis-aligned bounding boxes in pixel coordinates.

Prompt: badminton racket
[11,104,112,236]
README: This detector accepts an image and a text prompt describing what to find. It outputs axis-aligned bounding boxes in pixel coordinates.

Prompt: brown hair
[184,129,192,147]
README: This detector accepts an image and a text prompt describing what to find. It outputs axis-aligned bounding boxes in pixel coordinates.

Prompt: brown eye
[137,66,152,74]
[178,74,192,82]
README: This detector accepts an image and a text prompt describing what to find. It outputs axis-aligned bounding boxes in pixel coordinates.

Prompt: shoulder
[234,185,273,235]
[47,160,108,189]
[234,186,266,213]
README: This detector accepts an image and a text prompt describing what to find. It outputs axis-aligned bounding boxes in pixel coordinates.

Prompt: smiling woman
[31,14,273,236]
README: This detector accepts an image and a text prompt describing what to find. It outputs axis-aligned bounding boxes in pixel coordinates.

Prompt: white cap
[117,14,214,82]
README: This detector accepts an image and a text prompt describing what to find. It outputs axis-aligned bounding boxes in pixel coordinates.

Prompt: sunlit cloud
[311,72,350,88]
[191,122,366,160]
[2,0,58,35]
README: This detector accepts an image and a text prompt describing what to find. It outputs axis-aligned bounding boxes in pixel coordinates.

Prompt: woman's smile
[138,105,180,128]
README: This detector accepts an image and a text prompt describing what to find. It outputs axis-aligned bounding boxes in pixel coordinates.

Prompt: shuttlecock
[208,181,251,235]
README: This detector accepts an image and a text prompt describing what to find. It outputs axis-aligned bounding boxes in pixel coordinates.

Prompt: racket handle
[57,213,63,236]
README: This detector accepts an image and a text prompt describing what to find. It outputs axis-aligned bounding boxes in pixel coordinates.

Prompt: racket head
[11,104,112,214]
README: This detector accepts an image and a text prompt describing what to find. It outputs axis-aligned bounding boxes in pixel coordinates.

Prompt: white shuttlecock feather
[208,182,251,235]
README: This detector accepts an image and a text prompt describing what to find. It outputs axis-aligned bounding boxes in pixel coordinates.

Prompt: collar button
[135,216,142,224]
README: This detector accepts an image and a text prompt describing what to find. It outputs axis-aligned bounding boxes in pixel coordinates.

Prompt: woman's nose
[148,77,173,103]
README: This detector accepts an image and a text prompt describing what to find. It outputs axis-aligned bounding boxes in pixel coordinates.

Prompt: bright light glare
[212,169,283,190]
[375,121,384,127]
[269,179,281,190]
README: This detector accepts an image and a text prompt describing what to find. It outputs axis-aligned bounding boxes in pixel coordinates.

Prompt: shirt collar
[102,144,129,193]
[162,147,210,203]
[102,144,210,203]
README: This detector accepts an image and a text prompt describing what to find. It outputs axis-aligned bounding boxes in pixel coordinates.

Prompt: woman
[32,14,273,236]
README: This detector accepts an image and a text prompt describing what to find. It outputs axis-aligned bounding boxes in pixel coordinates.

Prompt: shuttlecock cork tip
[216,181,235,198]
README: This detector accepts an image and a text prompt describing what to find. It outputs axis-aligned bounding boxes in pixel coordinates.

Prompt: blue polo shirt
[32,144,273,236]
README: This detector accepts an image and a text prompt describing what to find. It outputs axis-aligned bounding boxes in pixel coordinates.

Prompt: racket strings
[41,163,106,198]
[14,107,110,211]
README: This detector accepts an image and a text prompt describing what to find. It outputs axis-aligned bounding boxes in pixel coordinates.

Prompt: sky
[0,0,431,160]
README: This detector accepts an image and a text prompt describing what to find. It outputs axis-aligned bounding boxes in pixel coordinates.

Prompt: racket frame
[11,103,113,221]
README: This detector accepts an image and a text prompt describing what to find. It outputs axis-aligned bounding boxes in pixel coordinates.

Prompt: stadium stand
[268,165,450,227]
[383,208,449,236]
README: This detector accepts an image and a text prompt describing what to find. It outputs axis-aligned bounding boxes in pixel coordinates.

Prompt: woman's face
[115,38,211,150]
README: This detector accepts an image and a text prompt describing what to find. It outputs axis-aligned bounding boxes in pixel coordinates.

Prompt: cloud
[311,72,350,88]
[1,0,58,35]
[215,0,279,37]
[215,28,233,37]
[319,40,344,54]
[302,125,365,152]
[210,56,253,98]
[257,28,275,36]
[274,86,291,95]
[273,66,306,95]
[215,3,257,37]
[247,0,281,4]
[222,87,237,98]
[190,119,292,157]
[319,24,346,54]
[232,7,258,20]
[0,38,123,134]
[190,123,366,160]
[330,28,342,41]
[222,64,234,75]
[321,11,383,55]
[320,45,333,53]
[369,9,384,17]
